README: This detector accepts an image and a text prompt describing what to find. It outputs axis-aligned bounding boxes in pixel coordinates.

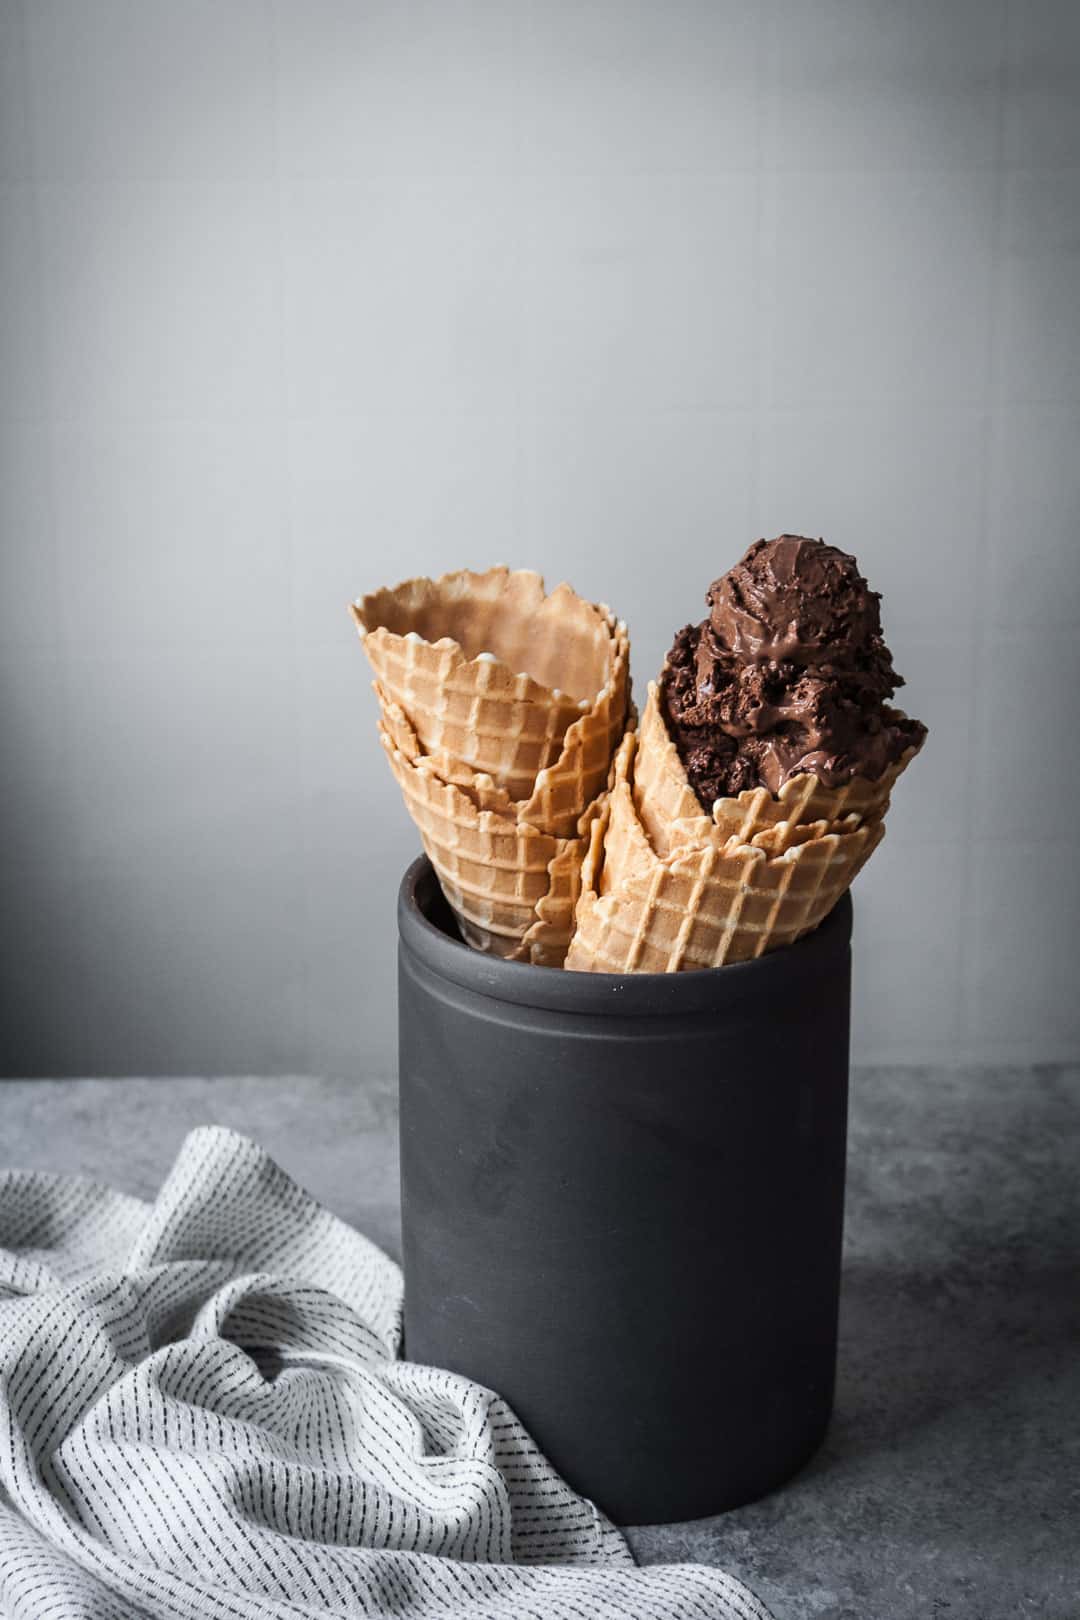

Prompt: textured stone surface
[2,1067,1076,1618]
[0,1072,402,1260]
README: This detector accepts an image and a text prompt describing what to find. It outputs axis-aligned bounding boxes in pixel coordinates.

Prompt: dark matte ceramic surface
[397,856,853,1524]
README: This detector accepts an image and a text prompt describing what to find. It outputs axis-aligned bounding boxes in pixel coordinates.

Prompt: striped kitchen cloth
[0,1125,771,1620]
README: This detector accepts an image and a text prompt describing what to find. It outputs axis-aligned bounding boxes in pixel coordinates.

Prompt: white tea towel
[0,1126,771,1620]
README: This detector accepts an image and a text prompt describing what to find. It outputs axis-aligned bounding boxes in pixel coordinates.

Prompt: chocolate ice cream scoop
[662,535,926,803]
[707,534,881,667]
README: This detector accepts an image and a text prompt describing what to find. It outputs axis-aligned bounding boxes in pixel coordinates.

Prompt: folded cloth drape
[0,1126,771,1620]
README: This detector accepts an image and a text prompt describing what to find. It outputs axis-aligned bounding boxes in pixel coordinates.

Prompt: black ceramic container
[397,856,852,1526]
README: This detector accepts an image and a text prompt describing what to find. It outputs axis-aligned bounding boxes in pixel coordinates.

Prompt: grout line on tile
[266,0,309,1074]
[957,0,1011,1054]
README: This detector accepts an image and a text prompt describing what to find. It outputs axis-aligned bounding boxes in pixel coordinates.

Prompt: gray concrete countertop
[2,1067,1076,1620]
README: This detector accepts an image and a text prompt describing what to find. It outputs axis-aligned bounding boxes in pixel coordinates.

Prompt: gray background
[2,0,1078,1078]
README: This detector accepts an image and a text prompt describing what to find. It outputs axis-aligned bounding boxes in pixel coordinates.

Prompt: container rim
[398,855,852,1018]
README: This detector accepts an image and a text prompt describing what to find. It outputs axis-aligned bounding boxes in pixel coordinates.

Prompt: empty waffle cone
[634,680,920,856]
[373,643,631,839]
[352,568,629,825]
[566,731,884,974]
[378,723,588,967]
[515,618,629,838]
[375,686,518,817]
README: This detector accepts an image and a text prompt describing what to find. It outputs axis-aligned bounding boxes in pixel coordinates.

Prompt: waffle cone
[634,681,920,855]
[378,724,588,966]
[352,568,628,822]
[515,619,629,838]
[566,730,884,973]
[375,686,518,817]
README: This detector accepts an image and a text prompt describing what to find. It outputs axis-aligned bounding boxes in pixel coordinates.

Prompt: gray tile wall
[2,0,1078,1076]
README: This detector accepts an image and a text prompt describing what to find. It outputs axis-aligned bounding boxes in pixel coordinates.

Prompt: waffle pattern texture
[353,569,631,965]
[565,682,919,973]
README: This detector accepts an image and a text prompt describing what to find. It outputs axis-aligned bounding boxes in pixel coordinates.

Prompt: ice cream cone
[513,619,630,838]
[370,634,630,841]
[374,685,519,817]
[354,569,633,964]
[352,568,628,817]
[518,830,595,966]
[634,680,918,856]
[566,735,884,973]
[378,724,588,966]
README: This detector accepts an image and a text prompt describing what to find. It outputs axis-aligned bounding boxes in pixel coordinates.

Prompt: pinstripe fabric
[0,1127,771,1620]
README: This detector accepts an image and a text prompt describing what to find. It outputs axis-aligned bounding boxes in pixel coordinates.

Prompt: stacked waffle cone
[351,568,630,966]
[564,681,920,974]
